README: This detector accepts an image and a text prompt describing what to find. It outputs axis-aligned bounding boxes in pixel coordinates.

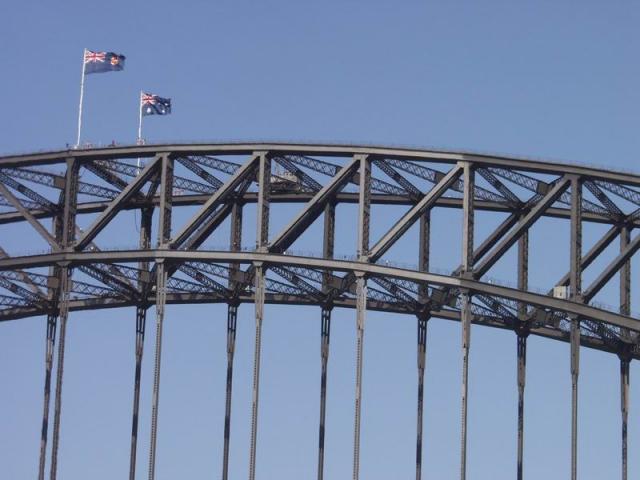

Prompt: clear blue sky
[1,1,640,479]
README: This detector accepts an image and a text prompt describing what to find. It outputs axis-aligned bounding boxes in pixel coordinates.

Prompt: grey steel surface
[1,142,639,480]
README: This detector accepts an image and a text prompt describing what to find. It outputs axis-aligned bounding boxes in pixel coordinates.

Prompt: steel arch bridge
[1,142,639,480]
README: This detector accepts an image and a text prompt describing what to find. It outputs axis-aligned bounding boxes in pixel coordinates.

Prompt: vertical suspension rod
[516,332,527,480]
[317,307,332,480]
[352,274,367,480]
[248,152,270,480]
[49,157,78,480]
[317,201,335,480]
[620,354,630,480]
[128,305,147,480]
[37,312,58,480]
[49,265,71,480]
[222,201,242,480]
[516,228,529,480]
[569,175,582,480]
[147,261,167,480]
[619,224,631,480]
[129,207,152,480]
[416,211,430,480]
[460,162,474,480]
[460,292,472,480]
[38,212,63,480]
[222,303,238,480]
[353,155,370,480]
[148,154,173,480]
[248,263,265,480]
[416,314,428,480]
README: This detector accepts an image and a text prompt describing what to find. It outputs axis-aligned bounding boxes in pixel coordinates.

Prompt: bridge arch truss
[1,143,639,479]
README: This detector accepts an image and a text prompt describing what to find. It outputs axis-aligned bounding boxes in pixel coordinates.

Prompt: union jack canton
[141,93,172,116]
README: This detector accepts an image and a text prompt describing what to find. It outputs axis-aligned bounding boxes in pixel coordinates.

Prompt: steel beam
[474,176,571,278]
[460,290,472,480]
[49,266,70,480]
[129,208,152,480]
[222,202,242,480]
[583,232,640,303]
[569,176,582,480]
[620,224,631,480]
[418,212,430,302]
[368,165,463,262]
[352,156,371,480]
[129,305,147,480]
[222,303,238,480]
[171,154,258,249]
[75,157,160,251]
[37,313,57,480]
[516,333,527,480]
[620,355,630,480]
[0,181,60,250]
[2,248,638,332]
[249,154,270,480]
[553,225,620,291]
[317,201,335,480]
[48,159,78,480]
[516,226,529,480]
[460,163,474,480]
[147,261,167,480]
[269,156,359,253]
[352,273,366,480]
[248,262,265,480]
[620,226,631,317]
[416,313,428,480]
[157,155,174,248]
[357,155,371,260]
[317,307,332,480]
[148,156,172,480]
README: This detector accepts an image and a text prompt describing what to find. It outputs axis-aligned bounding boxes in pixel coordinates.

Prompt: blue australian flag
[141,93,172,116]
[84,50,125,75]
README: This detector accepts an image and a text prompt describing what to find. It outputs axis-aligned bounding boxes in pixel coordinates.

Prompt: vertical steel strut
[416,314,428,480]
[516,332,527,480]
[317,307,332,480]
[353,273,367,480]
[353,155,370,480]
[129,305,147,480]
[38,311,58,480]
[619,224,631,480]
[416,211,430,480]
[317,201,335,480]
[129,208,152,480]
[148,261,167,480]
[460,162,474,480]
[620,354,630,480]
[39,212,63,480]
[460,292,472,480]
[249,152,270,480]
[569,176,582,480]
[222,202,242,480]
[49,158,78,480]
[222,303,238,480]
[570,317,580,480]
[148,154,172,480]
[249,263,265,480]
[49,266,71,480]
[516,229,528,480]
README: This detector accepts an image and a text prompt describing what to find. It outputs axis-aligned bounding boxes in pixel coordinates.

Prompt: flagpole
[137,91,144,169]
[76,49,87,148]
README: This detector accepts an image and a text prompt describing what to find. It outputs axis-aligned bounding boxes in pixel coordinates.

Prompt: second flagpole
[137,91,143,169]
[76,49,87,147]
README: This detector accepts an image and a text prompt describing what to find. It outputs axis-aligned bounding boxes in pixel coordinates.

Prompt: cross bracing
[1,142,640,480]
